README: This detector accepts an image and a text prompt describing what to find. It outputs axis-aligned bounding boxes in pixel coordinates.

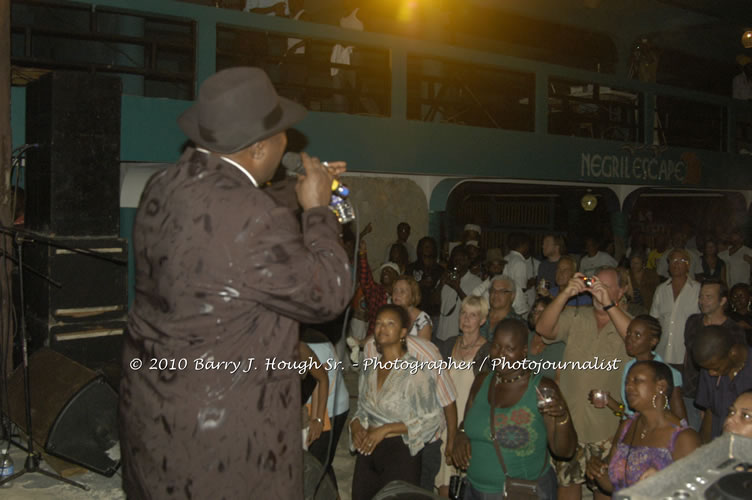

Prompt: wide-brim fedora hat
[178,67,307,154]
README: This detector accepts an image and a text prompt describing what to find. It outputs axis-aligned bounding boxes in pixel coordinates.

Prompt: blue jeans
[464,465,557,500]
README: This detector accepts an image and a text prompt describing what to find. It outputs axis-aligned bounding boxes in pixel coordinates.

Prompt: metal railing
[12,0,752,156]
[11,0,196,99]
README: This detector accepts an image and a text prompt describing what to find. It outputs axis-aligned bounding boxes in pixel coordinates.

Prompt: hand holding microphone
[283,152,354,223]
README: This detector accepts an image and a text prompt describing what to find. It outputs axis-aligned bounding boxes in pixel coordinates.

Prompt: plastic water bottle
[0,448,13,479]
[329,179,355,224]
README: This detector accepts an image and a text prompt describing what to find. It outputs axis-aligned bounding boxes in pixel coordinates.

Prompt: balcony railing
[10,0,752,155]
[11,0,196,99]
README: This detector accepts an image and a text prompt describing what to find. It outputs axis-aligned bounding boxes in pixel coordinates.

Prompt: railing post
[391,47,407,119]
[535,71,548,134]
[196,18,217,91]
[642,90,655,145]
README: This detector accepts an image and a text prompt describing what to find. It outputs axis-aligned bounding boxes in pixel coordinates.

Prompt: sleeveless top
[608,414,689,492]
[408,310,432,337]
[465,373,549,494]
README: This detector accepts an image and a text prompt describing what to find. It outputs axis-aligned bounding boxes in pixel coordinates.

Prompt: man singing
[120,67,352,498]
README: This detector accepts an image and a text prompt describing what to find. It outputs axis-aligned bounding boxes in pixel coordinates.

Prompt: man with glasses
[650,249,701,369]
[478,275,524,341]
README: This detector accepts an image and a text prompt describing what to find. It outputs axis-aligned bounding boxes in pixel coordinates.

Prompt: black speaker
[25,71,121,236]
[4,349,120,476]
[23,236,128,325]
[25,316,125,373]
[372,481,443,499]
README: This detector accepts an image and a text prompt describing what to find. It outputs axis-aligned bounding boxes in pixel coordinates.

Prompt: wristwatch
[603,302,617,311]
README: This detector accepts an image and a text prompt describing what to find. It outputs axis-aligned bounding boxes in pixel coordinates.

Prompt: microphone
[281,151,321,176]
[280,152,355,224]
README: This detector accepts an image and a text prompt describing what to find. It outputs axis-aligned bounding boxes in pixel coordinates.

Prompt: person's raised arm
[536,274,588,340]
[588,278,631,339]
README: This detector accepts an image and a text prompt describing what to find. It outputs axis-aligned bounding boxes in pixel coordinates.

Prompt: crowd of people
[342,221,752,499]
[121,62,752,500]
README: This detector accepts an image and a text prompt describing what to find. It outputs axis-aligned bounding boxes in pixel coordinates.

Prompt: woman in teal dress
[452,318,577,499]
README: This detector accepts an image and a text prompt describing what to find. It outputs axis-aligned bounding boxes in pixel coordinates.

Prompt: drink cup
[537,386,555,409]
[592,389,609,408]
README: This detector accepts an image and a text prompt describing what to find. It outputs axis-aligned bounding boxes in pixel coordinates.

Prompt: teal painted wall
[119,100,752,190]
[11,87,25,151]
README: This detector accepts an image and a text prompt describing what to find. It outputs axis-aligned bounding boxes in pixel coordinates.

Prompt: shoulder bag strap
[489,374,510,476]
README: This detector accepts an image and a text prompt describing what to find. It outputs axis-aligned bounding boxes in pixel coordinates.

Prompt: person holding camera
[535,267,631,500]
[436,245,483,343]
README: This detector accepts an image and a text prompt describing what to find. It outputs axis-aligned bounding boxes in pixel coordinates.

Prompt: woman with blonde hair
[392,275,432,341]
[436,295,491,497]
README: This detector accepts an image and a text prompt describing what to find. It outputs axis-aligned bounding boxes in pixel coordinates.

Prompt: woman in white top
[392,275,432,341]
[350,305,442,500]
[436,295,490,497]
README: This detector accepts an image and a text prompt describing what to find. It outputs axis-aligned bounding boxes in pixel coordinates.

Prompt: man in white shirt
[657,231,702,279]
[719,228,752,287]
[650,249,701,366]
[504,233,534,316]
[436,245,482,341]
[579,236,617,277]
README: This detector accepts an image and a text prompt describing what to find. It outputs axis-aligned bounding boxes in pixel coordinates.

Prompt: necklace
[495,370,527,384]
[638,418,657,440]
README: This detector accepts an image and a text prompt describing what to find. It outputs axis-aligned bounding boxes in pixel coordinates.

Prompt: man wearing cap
[120,67,352,498]
[733,55,752,100]
[462,224,481,245]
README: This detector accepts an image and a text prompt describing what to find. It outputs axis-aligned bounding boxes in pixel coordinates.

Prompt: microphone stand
[0,229,88,490]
